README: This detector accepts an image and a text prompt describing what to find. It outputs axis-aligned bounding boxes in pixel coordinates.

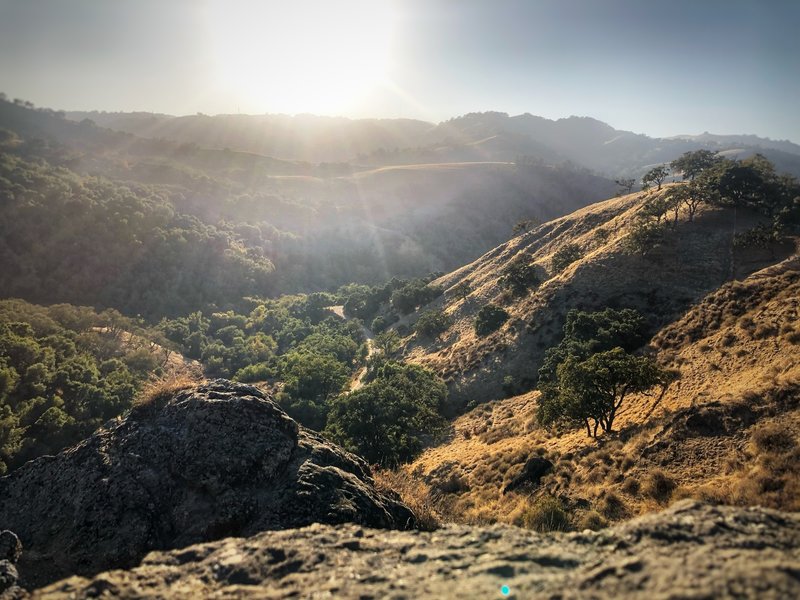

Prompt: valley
[1,95,799,598]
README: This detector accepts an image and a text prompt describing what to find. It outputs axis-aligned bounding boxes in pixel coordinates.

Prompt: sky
[1,0,798,142]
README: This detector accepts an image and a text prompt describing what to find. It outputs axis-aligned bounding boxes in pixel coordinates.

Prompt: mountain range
[66,109,800,178]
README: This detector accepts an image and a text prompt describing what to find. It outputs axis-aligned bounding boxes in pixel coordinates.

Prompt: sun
[206,1,395,115]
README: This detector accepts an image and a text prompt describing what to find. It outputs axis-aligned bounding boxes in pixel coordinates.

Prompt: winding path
[327,305,375,391]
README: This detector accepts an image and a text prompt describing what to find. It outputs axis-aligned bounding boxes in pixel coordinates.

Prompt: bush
[643,469,676,503]
[415,310,452,339]
[751,423,796,455]
[624,221,670,257]
[551,243,583,273]
[575,510,608,531]
[325,361,448,466]
[371,315,388,333]
[500,258,540,296]
[233,362,276,383]
[599,491,628,519]
[621,477,641,496]
[391,280,444,315]
[474,304,509,336]
[520,495,571,532]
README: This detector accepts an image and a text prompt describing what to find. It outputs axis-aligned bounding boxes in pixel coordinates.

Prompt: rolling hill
[1,98,617,301]
[397,185,791,409]
[66,108,800,178]
[372,175,800,528]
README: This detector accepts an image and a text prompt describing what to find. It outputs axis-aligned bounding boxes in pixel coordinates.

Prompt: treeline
[0,152,276,320]
[629,152,800,256]
[0,300,163,473]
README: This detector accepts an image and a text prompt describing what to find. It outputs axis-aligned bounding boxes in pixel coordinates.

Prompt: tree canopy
[536,308,667,437]
[554,348,668,436]
[325,361,448,465]
[642,165,670,190]
[0,300,162,473]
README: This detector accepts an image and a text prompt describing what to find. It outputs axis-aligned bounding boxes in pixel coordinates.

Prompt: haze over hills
[0,97,617,308]
[2,97,800,600]
[66,108,800,178]
[2,0,800,596]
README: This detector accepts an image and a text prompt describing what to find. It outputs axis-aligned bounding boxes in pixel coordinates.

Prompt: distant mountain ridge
[65,109,800,178]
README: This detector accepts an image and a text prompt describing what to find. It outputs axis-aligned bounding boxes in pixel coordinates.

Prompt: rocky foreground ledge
[0,381,413,589]
[24,501,800,599]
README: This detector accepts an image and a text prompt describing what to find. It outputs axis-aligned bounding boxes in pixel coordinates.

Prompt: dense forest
[0,300,163,473]
[0,152,276,319]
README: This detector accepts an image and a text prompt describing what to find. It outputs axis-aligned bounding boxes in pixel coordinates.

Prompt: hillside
[397,185,789,409]
[396,255,799,526]
[66,109,800,179]
[374,173,800,528]
[1,99,616,298]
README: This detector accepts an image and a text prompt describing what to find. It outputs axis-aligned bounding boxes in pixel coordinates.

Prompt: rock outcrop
[0,381,413,588]
[0,531,23,599]
[30,501,800,599]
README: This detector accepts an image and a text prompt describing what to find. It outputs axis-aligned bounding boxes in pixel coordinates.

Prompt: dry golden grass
[378,183,800,527]
[131,374,201,417]
[403,184,791,415]
[393,253,800,527]
[373,468,443,531]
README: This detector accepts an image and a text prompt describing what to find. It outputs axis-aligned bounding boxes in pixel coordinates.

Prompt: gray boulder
[0,380,413,588]
[31,500,800,599]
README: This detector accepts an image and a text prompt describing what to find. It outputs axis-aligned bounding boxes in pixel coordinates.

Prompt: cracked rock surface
[31,501,800,599]
[0,381,413,589]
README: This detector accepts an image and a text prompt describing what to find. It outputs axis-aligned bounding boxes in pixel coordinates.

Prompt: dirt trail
[327,305,375,391]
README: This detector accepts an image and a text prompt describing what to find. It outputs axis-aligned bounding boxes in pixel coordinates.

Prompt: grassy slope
[398,185,792,411]
[386,188,799,528]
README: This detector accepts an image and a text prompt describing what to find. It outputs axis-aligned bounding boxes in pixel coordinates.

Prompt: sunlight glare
[207,1,395,114]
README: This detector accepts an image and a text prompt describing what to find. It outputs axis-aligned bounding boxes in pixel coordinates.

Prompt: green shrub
[624,221,670,257]
[551,243,583,273]
[325,361,447,466]
[500,258,540,296]
[474,304,509,336]
[233,362,276,383]
[415,310,452,339]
